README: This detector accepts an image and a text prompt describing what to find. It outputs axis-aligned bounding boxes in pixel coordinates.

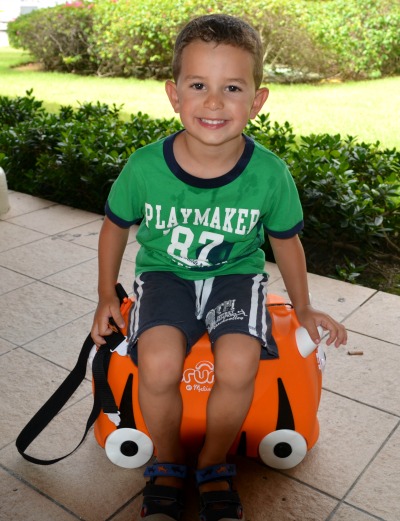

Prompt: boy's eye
[191,83,205,90]
[227,85,241,92]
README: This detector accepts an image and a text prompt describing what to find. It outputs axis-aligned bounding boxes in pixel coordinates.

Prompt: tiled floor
[1,190,399,521]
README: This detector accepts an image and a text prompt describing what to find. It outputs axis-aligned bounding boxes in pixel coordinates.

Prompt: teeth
[201,118,225,124]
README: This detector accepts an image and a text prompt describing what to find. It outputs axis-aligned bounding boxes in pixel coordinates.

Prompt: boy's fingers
[324,321,347,347]
[90,325,107,346]
[309,324,321,345]
[111,308,125,330]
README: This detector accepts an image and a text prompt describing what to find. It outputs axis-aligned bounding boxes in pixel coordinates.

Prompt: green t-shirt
[106,132,303,280]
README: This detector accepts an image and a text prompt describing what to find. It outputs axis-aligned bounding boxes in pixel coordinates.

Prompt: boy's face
[166,40,268,149]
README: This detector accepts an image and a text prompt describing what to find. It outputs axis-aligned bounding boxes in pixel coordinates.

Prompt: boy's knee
[138,347,184,392]
[214,359,258,392]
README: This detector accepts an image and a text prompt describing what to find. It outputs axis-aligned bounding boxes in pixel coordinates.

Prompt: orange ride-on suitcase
[93,284,325,471]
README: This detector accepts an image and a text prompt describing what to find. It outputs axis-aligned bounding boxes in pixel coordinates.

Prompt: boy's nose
[204,91,223,110]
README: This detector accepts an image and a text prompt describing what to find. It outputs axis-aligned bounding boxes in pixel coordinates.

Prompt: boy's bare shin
[198,334,261,470]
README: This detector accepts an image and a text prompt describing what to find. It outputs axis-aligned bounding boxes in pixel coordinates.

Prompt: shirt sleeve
[261,159,304,238]
[105,154,144,228]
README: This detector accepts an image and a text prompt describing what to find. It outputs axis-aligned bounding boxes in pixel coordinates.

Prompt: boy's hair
[172,14,264,89]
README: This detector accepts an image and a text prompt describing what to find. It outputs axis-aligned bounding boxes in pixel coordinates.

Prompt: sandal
[140,463,187,520]
[195,464,244,521]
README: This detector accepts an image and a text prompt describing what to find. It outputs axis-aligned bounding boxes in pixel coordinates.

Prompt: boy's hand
[295,305,347,348]
[91,294,125,347]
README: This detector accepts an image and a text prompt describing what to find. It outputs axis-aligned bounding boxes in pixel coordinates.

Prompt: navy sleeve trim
[104,201,141,228]
[265,220,304,239]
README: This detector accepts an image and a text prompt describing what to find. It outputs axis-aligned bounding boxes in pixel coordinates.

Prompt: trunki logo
[182,361,214,392]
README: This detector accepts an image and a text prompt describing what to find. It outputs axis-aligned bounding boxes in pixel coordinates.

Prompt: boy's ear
[249,87,269,119]
[165,80,180,113]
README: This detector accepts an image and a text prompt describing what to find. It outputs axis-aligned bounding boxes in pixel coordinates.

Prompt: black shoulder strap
[15,283,129,465]
[15,333,100,464]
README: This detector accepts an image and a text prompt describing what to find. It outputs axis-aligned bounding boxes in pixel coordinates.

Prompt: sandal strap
[199,489,244,521]
[195,463,236,486]
[141,483,184,520]
[144,463,187,480]
[143,483,184,501]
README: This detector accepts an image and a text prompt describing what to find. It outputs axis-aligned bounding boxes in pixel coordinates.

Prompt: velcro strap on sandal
[143,483,184,501]
[195,463,236,485]
[144,463,187,479]
[201,489,241,505]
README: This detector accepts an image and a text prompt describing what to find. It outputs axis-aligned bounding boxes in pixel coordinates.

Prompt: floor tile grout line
[0,232,100,262]
[19,307,96,346]
[0,275,38,297]
[343,327,400,347]
[0,202,59,222]
[0,462,84,520]
[253,458,344,504]
[326,500,387,521]
[321,388,400,419]
[105,489,144,521]
[2,212,103,247]
[326,418,400,521]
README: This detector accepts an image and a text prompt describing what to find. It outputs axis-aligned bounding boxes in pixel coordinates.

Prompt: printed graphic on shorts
[205,299,248,333]
[182,361,214,392]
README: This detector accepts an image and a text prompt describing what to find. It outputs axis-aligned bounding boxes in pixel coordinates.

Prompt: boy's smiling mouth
[199,118,226,126]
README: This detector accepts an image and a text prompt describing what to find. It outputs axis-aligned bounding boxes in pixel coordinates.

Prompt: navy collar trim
[163,131,255,188]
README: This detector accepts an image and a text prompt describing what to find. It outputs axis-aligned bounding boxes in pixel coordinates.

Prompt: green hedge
[1,92,399,265]
[8,0,400,81]
[299,0,400,79]
[7,2,95,74]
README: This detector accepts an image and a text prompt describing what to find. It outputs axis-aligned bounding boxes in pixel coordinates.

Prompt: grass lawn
[1,47,399,150]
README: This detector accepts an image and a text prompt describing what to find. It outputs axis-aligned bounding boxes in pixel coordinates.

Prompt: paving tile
[109,496,142,521]
[54,220,139,251]
[344,291,400,345]
[0,191,56,220]
[0,337,17,356]
[232,457,338,521]
[330,504,382,520]
[346,423,400,521]
[1,397,145,521]
[268,271,375,322]
[23,313,94,371]
[0,266,34,295]
[323,331,400,416]
[0,220,46,252]
[7,204,101,235]
[0,468,78,521]
[53,218,104,250]
[284,390,398,498]
[0,282,95,345]
[43,257,135,302]
[0,235,97,279]
[0,348,91,448]
[123,237,141,263]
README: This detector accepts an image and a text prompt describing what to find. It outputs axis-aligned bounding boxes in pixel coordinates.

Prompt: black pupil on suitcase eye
[273,442,292,458]
[120,441,139,457]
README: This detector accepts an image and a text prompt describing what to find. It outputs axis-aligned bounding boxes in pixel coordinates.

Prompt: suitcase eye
[105,428,153,468]
[258,430,308,469]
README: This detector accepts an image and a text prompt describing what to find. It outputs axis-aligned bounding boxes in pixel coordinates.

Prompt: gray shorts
[128,271,278,364]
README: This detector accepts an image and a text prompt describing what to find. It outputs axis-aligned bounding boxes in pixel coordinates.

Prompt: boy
[91,14,347,521]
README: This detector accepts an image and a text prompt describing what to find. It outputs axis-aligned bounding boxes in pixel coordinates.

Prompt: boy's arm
[269,235,347,348]
[91,216,130,346]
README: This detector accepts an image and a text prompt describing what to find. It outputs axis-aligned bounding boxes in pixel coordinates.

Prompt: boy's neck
[173,131,246,179]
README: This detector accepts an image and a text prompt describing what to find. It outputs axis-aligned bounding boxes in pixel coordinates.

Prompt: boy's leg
[197,332,261,490]
[137,325,187,487]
